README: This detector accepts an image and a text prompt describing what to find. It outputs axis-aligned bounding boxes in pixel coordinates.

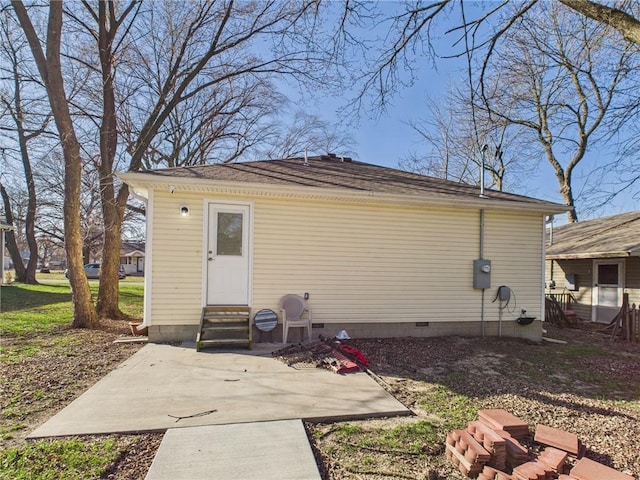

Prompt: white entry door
[206,203,250,305]
[592,259,624,323]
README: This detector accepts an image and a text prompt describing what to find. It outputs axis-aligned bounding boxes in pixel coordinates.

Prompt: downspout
[130,188,151,331]
[480,209,485,337]
[479,144,488,337]
[541,216,549,336]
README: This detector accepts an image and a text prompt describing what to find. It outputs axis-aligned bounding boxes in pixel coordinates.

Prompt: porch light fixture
[180,206,190,217]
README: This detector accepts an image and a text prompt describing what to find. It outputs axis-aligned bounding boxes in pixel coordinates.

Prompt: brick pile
[511,459,558,480]
[468,421,508,470]
[445,409,634,479]
[445,429,492,476]
[478,409,530,441]
[533,425,585,458]
[446,409,532,477]
[559,458,634,480]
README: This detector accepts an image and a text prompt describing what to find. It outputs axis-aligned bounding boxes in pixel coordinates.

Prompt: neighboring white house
[118,155,568,344]
[1,220,11,274]
[1,219,13,297]
[546,211,640,323]
[120,241,145,275]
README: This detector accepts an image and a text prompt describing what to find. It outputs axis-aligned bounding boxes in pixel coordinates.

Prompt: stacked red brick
[468,421,508,470]
[489,447,567,480]
[479,409,530,469]
[558,458,634,480]
[479,465,514,480]
[445,429,492,476]
[533,425,585,458]
[511,459,557,480]
[478,409,530,441]
[446,409,532,478]
[446,410,634,479]
[537,447,568,475]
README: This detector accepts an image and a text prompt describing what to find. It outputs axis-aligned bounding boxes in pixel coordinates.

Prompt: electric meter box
[473,259,492,289]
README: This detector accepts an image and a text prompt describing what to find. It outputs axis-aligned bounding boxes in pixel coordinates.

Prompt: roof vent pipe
[480,144,488,198]
[304,150,309,166]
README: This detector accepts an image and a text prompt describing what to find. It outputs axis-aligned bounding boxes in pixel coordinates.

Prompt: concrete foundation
[149,320,543,344]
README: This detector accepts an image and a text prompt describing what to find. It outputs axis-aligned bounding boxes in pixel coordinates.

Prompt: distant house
[1,219,13,284]
[120,241,145,275]
[545,211,640,323]
[118,155,567,344]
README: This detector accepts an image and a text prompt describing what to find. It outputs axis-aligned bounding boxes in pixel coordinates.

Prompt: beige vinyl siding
[149,191,207,325]
[483,211,544,323]
[252,200,545,326]
[252,199,481,325]
[627,257,640,307]
[547,259,593,321]
[148,189,546,328]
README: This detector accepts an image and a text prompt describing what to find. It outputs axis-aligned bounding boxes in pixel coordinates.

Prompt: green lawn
[0,279,145,479]
[1,276,144,337]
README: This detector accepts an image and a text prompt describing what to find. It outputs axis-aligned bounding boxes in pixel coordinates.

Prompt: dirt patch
[2,322,638,479]
[0,320,159,479]
[309,325,640,479]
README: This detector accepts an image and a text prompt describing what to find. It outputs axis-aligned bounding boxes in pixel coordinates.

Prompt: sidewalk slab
[29,343,408,438]
[145,420,321,480]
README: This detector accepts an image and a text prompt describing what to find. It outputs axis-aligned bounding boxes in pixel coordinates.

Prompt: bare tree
[11,0,98,327]
[35,150,104,264]
[478,4,639,221]
[400,93,538,192]
[65,0,341,319]
[257,110,356,160]
[558,0,640,44]
[333,1,639,218]
[124,76,285,168]
[0,13,53,283]
[349,1,640,111]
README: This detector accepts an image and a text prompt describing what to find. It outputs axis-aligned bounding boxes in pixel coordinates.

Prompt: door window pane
[598,286,619,307]
[217,212,243,256]
[598,264,618,285]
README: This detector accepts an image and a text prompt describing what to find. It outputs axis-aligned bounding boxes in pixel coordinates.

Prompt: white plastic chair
[280,294,312,344]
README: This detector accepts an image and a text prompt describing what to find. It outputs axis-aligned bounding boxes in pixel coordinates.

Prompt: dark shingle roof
[546,211,640,259]
[137,155,563,209]
[121,241,145,256]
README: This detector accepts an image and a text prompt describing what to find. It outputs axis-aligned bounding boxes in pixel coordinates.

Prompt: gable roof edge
[118,172,569,215]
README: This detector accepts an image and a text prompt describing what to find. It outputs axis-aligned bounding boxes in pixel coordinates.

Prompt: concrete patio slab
[29,342,408,438]
[145,420,321,480]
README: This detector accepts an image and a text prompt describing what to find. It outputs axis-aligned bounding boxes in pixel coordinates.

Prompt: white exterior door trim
[202,199,253,306]
[591,258,625,323]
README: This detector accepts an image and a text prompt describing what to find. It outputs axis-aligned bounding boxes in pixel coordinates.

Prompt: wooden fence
[545,292,575,312]
[610,293,639,343]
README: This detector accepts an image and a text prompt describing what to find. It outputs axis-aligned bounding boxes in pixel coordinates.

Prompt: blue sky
[284,4,639,223]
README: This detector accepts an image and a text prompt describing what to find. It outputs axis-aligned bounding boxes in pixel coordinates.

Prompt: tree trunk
[12,0,98,328]
[558,0,640,45]
[15,84,38,284]
[560,180,579,223]
[97,196,126,319]
[0,182,26,281]
[95,1,125,319]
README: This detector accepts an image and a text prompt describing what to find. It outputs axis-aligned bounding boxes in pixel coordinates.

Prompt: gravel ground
[310,324,640,479]
[2,322,638,479]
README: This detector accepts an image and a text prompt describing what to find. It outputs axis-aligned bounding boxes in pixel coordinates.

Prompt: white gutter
[126,188,152,331]
[117,173,570,216]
